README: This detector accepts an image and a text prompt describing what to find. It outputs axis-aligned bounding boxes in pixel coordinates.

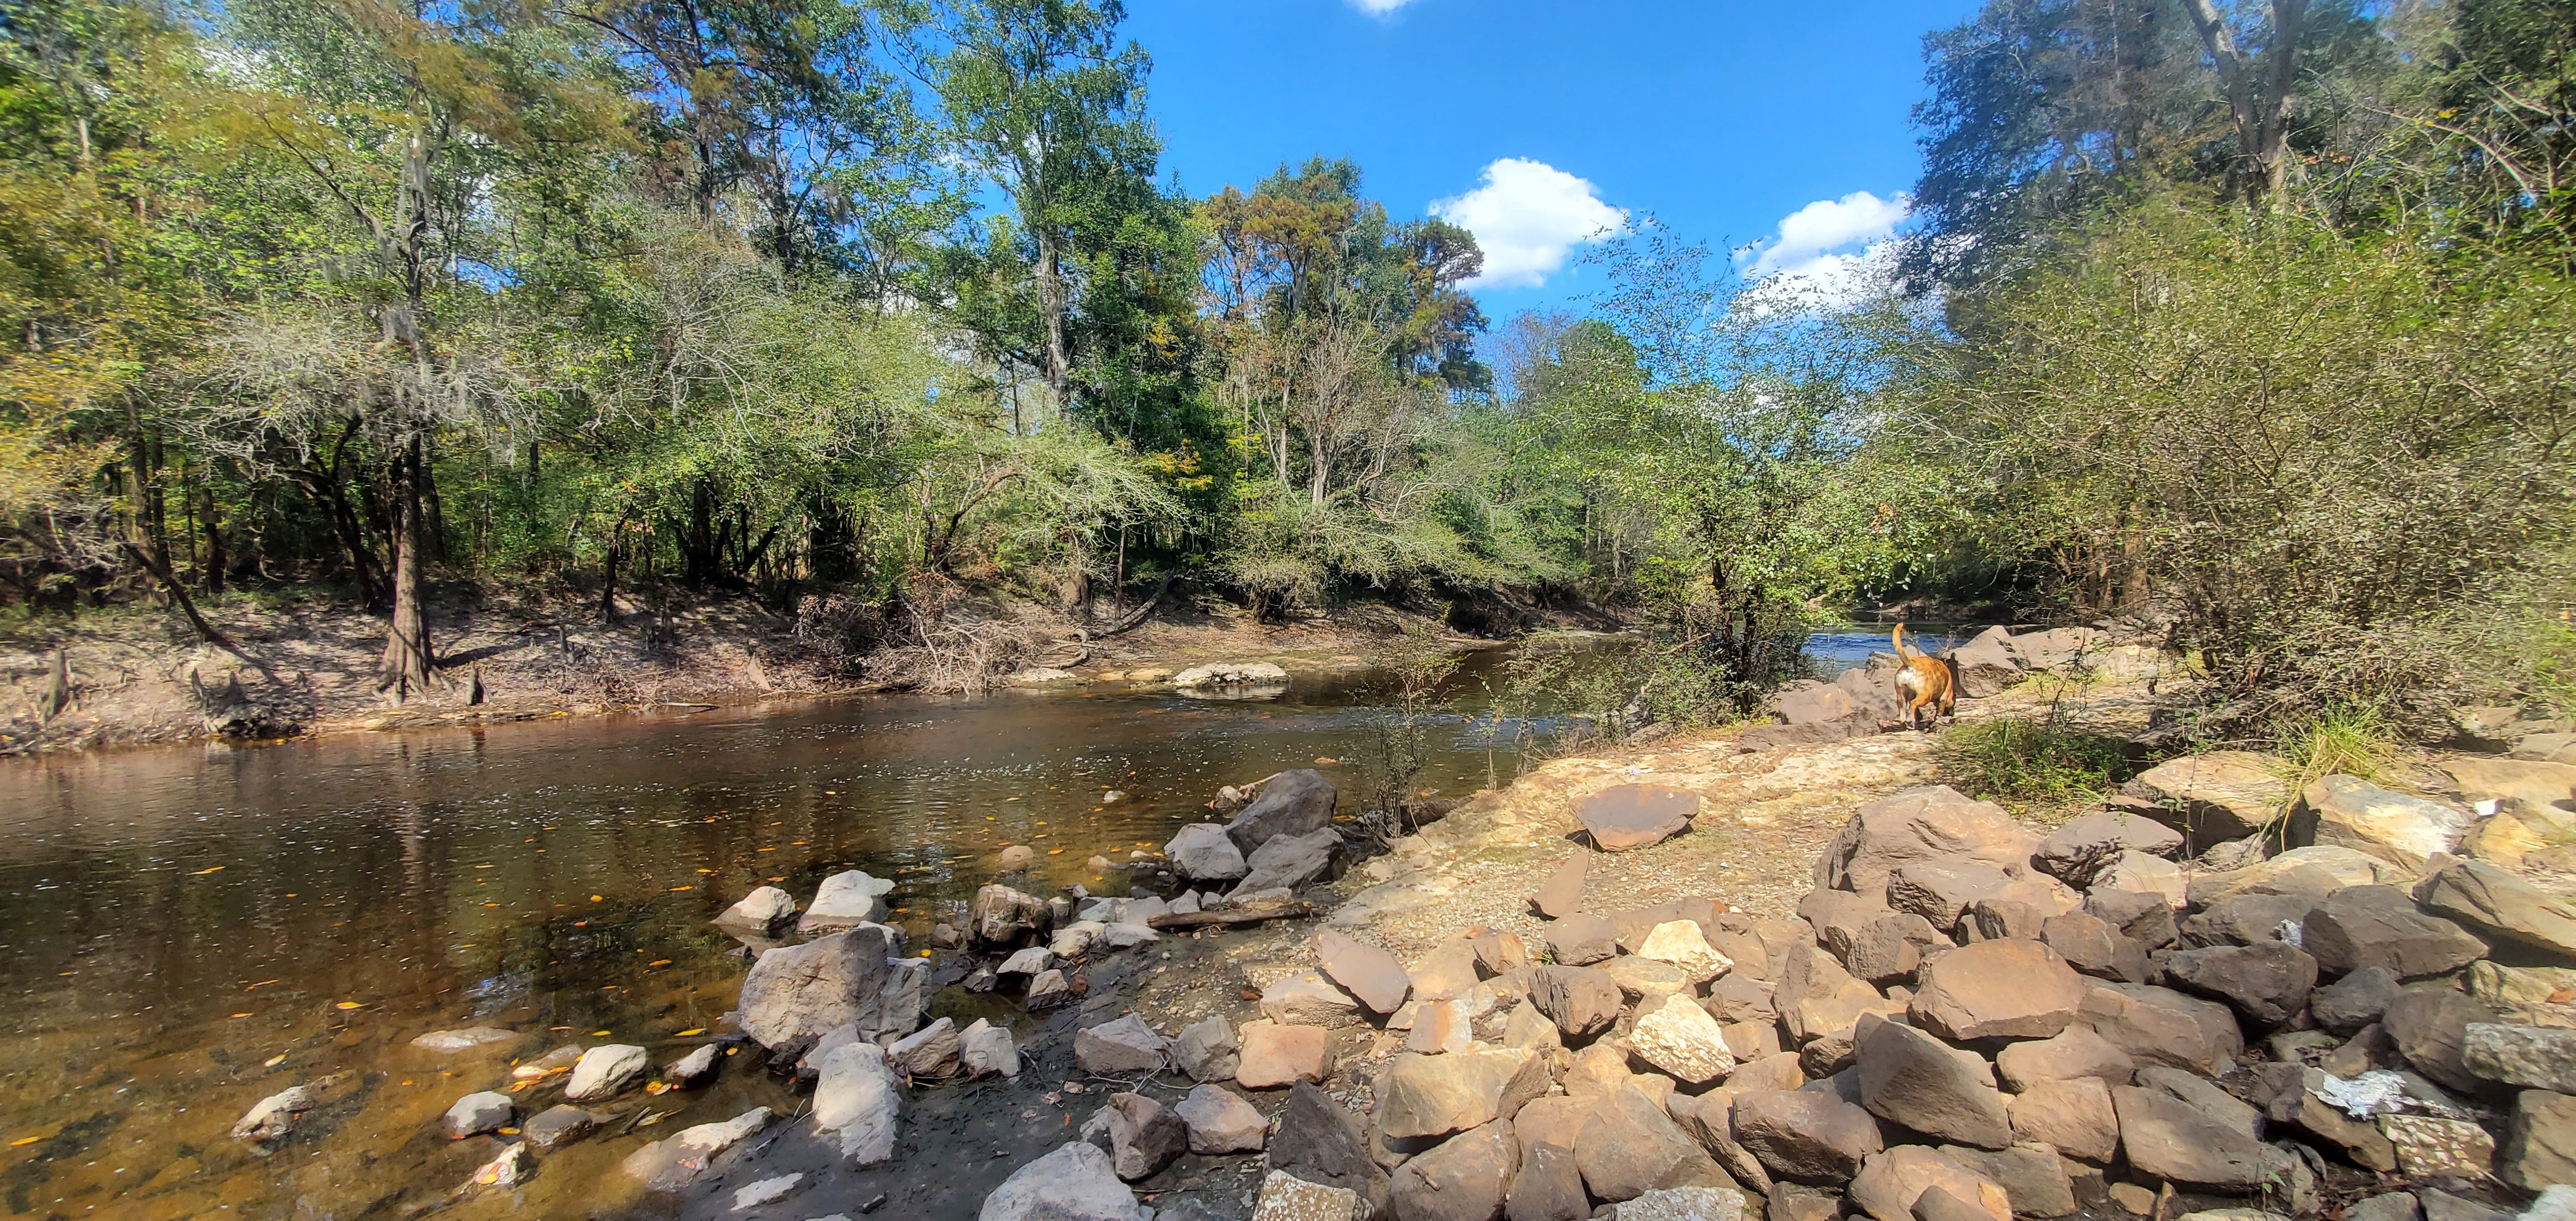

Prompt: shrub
[1937,717,2135,815]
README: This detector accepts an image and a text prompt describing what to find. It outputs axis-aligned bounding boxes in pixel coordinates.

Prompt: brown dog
[1891,623,1956,731]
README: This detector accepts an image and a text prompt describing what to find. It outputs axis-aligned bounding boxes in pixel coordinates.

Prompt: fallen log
[1146,902,1315,931]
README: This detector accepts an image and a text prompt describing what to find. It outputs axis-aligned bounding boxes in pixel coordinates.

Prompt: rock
[998,946,1052,976]
[464,1142,533,1190]
[1408,938,1487,1001]
[1315,930,1412,1015]
[2075,982,2243,1077]
[2385,986,2502,1092]
[1578,1085,1729,1203]
[1665,1094,1770,1194]
[2096,854,2189,910]
[1777,942,1902,1052]
[812,1041,902,1164]
[2179,893,2316,949]
[1076,1014,1169,1076]
[1854,1014,2011,1149]
[566,1044,648,1101]
[1640,920,1734,983]
[1408,1000,1475,1054]
[1472,931,1531,977]
[1705,974,1779,1026]
[520,1105,599,1152]
[1936,1144,2075,1218]
[1168,824,1251,882]
[2308,966,2400,1037]
[1731,1089,1883,1183]
[1026,968,1071,1009]
[2161,940,2317,1027]
[716,884,801,935]
[977,1142,1148,1221]
[1805,888,1897,959]
[1580,784,1703,851]
[1532,854,1589,919]
[1168,1083,1266,1154]
[2133,753,2290,848]
[1847,914,1947,987]
[970,883,1055,947]
[1631,992,1739,1085]
[2379,1114,2494,1178]
[1165,1014,1239,1083]
[2039,912,2147,983]
[1239,1020,1333,1089]
[1102,1092,1186,1181]
[441,1090,514,1140]
[664,1043,720,1089]
[1613,1187,1750,1221]
[1270,1081,1393,1217]
[2084,888,2179,949]
[1228,769,1336,854]
[622,1107,772,1192]
[732,1173,805,1211]
[1532,966,1624,1037]
[2464,1023,2576,1092]
[2416,1191,2512,1221]
[2110,1085,2290,1191]
[1509,1142,1592,1221]
[1176,660,1291,690]
[1543,914,1622,966]
[1000,845,1038,870]
[961,1019,1020,1078]
[1251,1169,1365,1220]
[1992,1026,2134,1092]
[1263,969,1364,1026]
[1773,1186,1845,1221]
[2135,1065,2262,1140]
[2033,811,2186,889]
[1388,1119,1518,1220]
[1887,859,2012,930]
[891,1016,962,1077]
[2416,858,2576,962]
[1780,679,1860,726]
[1233,828,1341,897]
[410,1026,523,1054]
[800,870,896,933]
[2302,886,2490,979]
[2250,1063,2394,1171]
[738,925,924,1049]
[1608,955,1693,1003]
[1948,631,2025,698]
[2348,1195,2420,1221]
[1503,1000,1565,1054]
[1848,1147,2010,1221]
[1052,925,1098,959]
[2007,1076,2118,1162]
[2499,1089,2576,1192]
[1731,1051,1807,1093]
[2294,777,2473,869]
[2442,758,2576,820]
[1911,939,2087,1042]
[2186,845,2408,908]
[1816,787,2035,899]
[1378,1045,1547,1140]
[1100,922,1161,950]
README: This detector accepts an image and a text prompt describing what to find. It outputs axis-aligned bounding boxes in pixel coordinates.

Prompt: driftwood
[1145,902,1315,931]
[1099,575,1175,637]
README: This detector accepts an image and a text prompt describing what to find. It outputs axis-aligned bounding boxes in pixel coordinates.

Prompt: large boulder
[2075,982,2243,1077]
[737,925,924,1049]
[1947,630,2025,699]
[2006,1077,2118,1163]
[2131,753,2289,849]
[2184,845,2407,908]
[1910,939,2087,1042]
[2414,858,2576,962]
[798,870,894,933]
[1813,788,2036,900]
[1579,784,1703,851]
[1730,1089,1883,1184]
[1165,824,1249,882]
[1268,1081,1391,1217]
[1576,1085,1729,1203]
[1231,828,1341,898]
[1390,1119,1518,1221]
[2032,809,2185,889]
[977,1142,1148,1221]
[1854,1015,2012,1151]
[1227,769,1336,854]
[2441,758,2576,825]
[2383,986,2501,1093]
[1778,680,1859,726]
[1314,930,1410,1015]
[1886,859,2013,930]
[1376,1045,1548,1140]
[969,884,1054,948]
[2161,941,2318,1028]
[2292,777,2473,869]
[2301,886,2489,979]
[811,1042,901,1165]
[2110,1085,2294,1192]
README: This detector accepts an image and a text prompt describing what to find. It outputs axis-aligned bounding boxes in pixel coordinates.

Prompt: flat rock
[2185,845,2408,908]
[1532,854,1588,919]
[443,1091,513,1140]
[1577,1085,1728,1203]
[1104,1092,1186,1181]
[2096,854,2189,910]
[2039,912,2147,983]
[1407,938,1485,1001]
[1580,784,1701,851]
[2110,1085,2290,1191]
[1936,1144,2076,1218]
[410,1027,523,1054]
[1172,1014,1240,1082]
[798,870,893,932]
[2076,982,2243,1077]
[1227,769,1336,854]
[1314,930,1410,1014]
[1376,1045,1547,1140]
[1026,968,1071,1009]
[731,1173,804,1210]
[566,1044,648,1101]
[1911,939,2086,1042]
[1731,1089,1883,1184]
[977,1141,1147,1221]
[2464,1022,2576,1092]
[1238,1020,1332,1089]
[2133,753,2289,848]
[2303,886,2490,979]
[622,1107,771,1192]
[2135,1065,2262,1140]
[1262,969,1363,1026]
[1532,965,1624,1037]
[2006,1076,2118,1163]
[1887,859,2013,930]
[1815,787,2037,899]
[2295,777,2472,869]
[520,1105,599,1152]
[1630,992,1738,1085]
[2162,940,2317,1027]
[1167,823,1250,882]
[1848,1146,2010,1221]
[1993,1025,2134,1092]
[1391,1119,1519,1221]
[1545,914,1623,966]
[737,925,922,1049]
[998,946,1052,976]
[1075,1013,1170,1076]
[2033,810,2185,889]
[1855,1014,2011,1150]
[812,1042,902,1165]
[2415,858,2576,962]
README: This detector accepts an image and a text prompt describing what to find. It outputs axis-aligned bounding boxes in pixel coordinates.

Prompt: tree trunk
[1034,227,1074,405]
[200,485,226,595]
[2186,0,2307,206]
[1064,533,1091,610]
[377,433,437,702]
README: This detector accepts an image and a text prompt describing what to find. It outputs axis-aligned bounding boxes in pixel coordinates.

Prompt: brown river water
[0,654,1553,1220]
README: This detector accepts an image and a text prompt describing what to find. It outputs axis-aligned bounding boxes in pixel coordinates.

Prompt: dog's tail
[1892,622,1917,659]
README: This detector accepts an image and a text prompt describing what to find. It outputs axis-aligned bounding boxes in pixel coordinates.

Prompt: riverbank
[0,581,1594,756]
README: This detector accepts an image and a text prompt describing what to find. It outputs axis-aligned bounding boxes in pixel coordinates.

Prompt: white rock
[1637,920,1733,984]
[962,1019,1021,1077]
[733,1173,806,1210]
[565,1044,648,1101]
[409,1027,522,1054]
[1251,1168,1366,1220]
[466,1142,533,1190]
[998,947,1053,976]
[1101,922,1161,950]
[1172,661,1290,689]
[1627,992,1737,1085]
[716,886,799,931]
[977,1142,1149,1221]
[800,870,895,931]
[812,1042,902,1166]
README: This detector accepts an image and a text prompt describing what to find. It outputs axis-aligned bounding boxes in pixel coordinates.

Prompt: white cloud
[1736,190,1912,314]
[1349,0,1422,13]
[1431,158,1626,290]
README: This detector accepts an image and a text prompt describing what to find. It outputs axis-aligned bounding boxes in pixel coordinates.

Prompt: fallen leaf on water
[675,1028,704,1037]
[645,1082,670,1095]
[9,1137,42,1147]
[245,980,280,990]
[591,1029,612,1037]
[334,1001,362,1010]
[766,877,785,882]
[230,1012,252,1018]
[668,886,693,892]
[192,866,225,875]
[636,1110,673,1128]
[263,1054,286,1068]
[1049,849,1065,855]
[647,959,672,968]
[695,868,713,874]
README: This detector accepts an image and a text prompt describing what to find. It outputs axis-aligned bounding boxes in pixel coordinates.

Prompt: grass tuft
[1937,717,2135,815]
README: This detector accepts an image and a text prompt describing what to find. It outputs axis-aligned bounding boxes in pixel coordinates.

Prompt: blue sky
[1124,0,1984,318]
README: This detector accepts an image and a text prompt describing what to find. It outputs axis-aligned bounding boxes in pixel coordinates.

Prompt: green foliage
[1936,717,2134,814]
[2272,704,2405,794]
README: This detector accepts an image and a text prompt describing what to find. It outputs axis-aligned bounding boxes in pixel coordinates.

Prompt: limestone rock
[1631,992,1739,1085]
[738,924,922,1049]
[1580,784,1702,851]
[1315,930,1411,1014]
[1910,939,2087,1042]
[812,1042,901,1165]
[2415,858,2576,962]
[1167,823,1250,882]
[2293,777,2471,869]
[2161,940,2317,1027]
[1577,1085,1728,1203]
[566,1044,648,1102]
[1854,1015,2011,1151]
[798,870,893,933]
[1811,787,2035,898]
[1173,1013,1242,1082]
[1239,1020,1333,1089]
[1391,1120,1519,1221]
[977,1142,1148,1221]
[1104,1092,1186,1181]
[2006,1077,2118,1163]
[1612,1187,1750,1221]
[2302,886,2489,979]
[1076,1013,1170,1076]
[1639,920,1733,984]
[1376,1045,1547,1140]
[1251,1169,1365,1221]
[961,1019,1020,1078]
[1228,769,1337,854]
[1730,1089,1883,1184]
